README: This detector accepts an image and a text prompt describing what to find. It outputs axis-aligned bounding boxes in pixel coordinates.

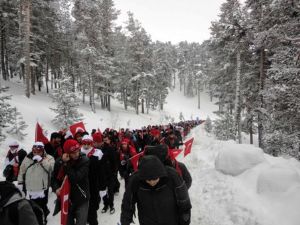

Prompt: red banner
[60,177,70,225]
[184,137,194,157]
[168,148,183,160]
[130,152,144,171]
[35,122,49,144]
[69,121,86,136]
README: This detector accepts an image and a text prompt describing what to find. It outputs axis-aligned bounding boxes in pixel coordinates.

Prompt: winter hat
[92,132,102,143]
[144,145,168,163]
[63,139,80,154]
[8,140,19,148]
[150,129,160,137]
[65,130,73,139]
[82,135,93,145]
[138,155,167,181]
[33,142,44,148]
[121,138,130,145]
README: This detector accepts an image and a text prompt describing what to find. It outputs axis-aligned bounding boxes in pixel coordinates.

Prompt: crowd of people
[1,120,203,225]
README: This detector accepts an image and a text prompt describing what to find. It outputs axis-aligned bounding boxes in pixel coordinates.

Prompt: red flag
[130,152,144,171]
[60,177,70,225]
[184,137,194,157]
[35,122,49,144]
[168,148,183,160]
[69,122,86,137]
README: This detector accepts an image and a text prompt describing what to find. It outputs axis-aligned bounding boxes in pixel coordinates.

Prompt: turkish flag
[35,122,49,144]
[60,177,70,225]
[184,137,194,157]
[69,121,86,137]
[168,148,183,160]
[130,152,144,171]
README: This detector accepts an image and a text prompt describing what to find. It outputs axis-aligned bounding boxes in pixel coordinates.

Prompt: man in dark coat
[44,132,63,160]
[121,155,191,225]
[80,135,105,225]
[100,135,119,214]
[144,145,192,189]
[51,139,90,225]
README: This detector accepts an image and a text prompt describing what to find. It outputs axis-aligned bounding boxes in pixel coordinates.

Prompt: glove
[33,155,43,162]
[121,160,126,166]
[179,212,191,225]
[99,190,107,198]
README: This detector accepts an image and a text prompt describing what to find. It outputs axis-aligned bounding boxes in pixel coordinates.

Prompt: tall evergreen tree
[50,71,83,128]
[7,107,28,140]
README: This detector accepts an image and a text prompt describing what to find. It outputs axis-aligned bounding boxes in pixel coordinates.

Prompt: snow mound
[257,165,300,194]
[215,141,265,176]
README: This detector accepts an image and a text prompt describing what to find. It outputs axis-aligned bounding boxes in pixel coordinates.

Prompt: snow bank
[215,141,265,176]
[257,165,300,193]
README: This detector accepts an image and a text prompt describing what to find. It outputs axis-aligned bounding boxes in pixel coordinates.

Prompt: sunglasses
[33,145,44,148]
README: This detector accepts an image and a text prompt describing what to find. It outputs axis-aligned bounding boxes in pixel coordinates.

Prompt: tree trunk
[249,118,253,144]
[1,23,7,80]
[141,98,145,114]
[45,58,49,93]
[197,80,201,109]
[31,66,35,95]
[88,62,96,113]
[234,51,242,144]
[258,48,265,150]
[107,82,111,111]
[135,82,139,115]
[23,0,31,98]
[123,88,128,110]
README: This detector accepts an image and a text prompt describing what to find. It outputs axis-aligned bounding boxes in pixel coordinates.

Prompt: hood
[138,155,167,180]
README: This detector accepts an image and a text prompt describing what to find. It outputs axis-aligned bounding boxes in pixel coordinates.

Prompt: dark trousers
[67,201,89,225]
[87,195,100,225]
[103,178,115,208]
[31,196,48,225]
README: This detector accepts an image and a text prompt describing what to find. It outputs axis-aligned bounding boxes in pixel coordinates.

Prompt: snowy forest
[0,0,299,158]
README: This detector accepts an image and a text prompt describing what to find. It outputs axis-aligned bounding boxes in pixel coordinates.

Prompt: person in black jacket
[121,155,191,225]
[144,144,192,189]
[100,135,119,214]
[44,132,63,160]
[80,135,104,225]
[51,139,90,225]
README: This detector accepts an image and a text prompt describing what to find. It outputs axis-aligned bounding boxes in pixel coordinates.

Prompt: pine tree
[0,86,14,142]
[213,112,235,141]
[204,116,213,133]
[7,107,28,140]
[50,71,83,128]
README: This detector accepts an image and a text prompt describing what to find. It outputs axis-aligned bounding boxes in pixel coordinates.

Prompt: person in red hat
[80,135,107,223]
[118,138,137,186]
[51,139,90,225]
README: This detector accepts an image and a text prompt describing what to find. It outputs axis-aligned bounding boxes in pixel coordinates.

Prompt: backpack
[7,199,44,225]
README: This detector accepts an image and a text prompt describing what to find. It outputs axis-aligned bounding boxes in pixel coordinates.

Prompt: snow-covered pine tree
[0,87,14,142]
[204,116,213,134]
[213,112,235,141]
[7,107,28,140]
[50,71,83,128]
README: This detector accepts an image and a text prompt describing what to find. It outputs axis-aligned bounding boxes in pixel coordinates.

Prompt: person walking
[121,155,192,225]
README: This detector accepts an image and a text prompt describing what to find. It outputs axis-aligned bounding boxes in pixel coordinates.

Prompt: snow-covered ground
[1,79,300,225]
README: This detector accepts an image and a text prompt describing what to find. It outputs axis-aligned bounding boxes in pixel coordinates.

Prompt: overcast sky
[113,0,226,44]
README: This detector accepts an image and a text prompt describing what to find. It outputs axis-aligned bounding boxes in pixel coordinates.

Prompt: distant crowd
[1,119,203,225]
